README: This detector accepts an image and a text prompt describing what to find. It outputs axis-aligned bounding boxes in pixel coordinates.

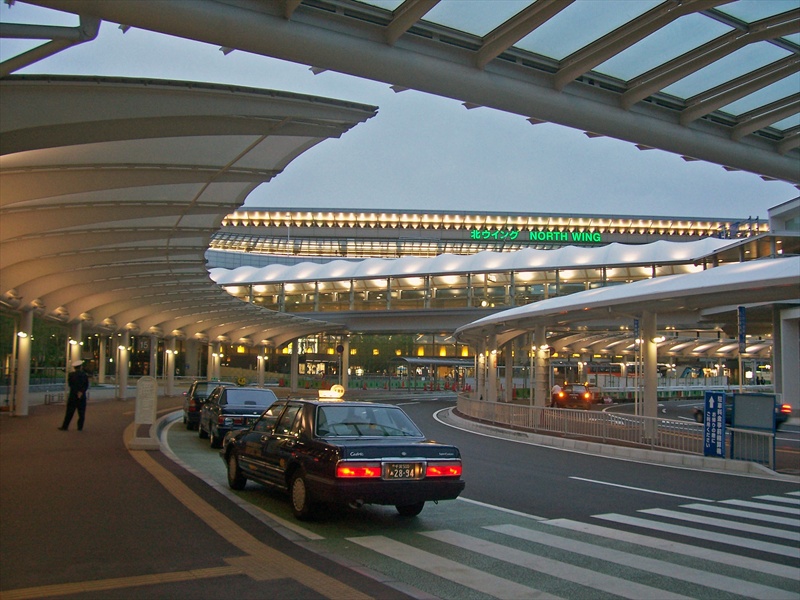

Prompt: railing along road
[456,395,777,469]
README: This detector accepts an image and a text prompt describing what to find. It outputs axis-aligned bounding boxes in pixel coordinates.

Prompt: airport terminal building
[204,202,798,391]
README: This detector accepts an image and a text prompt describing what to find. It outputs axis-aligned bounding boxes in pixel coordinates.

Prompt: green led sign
[469,229,603,244]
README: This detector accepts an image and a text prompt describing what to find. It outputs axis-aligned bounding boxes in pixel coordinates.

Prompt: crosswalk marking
[680,502,800,527]
[755,494,800,506]
[639,507,800,541]
[422,529,691,600]
[347,535,562,600]
[485,524,798,600]
[721,499,800,515]
[594,513,800,558]
[340,492,799,600]
[544,518,800,580]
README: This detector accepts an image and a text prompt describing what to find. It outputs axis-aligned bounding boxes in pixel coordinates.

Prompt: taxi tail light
[337,462,381,478]
[218,416,244,425]
[425,461,462,478]
[779,403,792,415]
[188,399,197,411]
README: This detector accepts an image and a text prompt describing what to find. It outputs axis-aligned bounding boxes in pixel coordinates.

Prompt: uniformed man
[59,360,90,431]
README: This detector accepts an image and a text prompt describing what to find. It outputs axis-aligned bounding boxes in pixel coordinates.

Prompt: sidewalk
[0,395,419,600]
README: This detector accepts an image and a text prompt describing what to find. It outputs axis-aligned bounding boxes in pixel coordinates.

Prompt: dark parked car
[199,386,278,448]
[183,380,235,430]
[551,384,593,409]
[693,397,792,430]
[220,398,465,519]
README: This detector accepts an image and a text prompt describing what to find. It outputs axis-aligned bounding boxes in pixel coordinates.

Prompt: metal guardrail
[729,427,775,470]
[456,396,777,470]
[457,395,704,454]
[44,392,64,405]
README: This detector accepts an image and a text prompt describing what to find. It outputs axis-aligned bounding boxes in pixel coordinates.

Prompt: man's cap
[72,360,84,367]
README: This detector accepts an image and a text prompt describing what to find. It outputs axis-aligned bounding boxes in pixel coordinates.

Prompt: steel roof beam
[777,130,800,154]
[622,10,800,109]
[0,15,99,76]
[732,93,800,140]
[680,55,800,125]
[476,0,573,70]
[21,0,800,182]
[385,0,439,46]
[554,0,726,91]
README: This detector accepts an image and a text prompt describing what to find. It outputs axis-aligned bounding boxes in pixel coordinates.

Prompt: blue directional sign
[703,391,726,457]
[737,306,746,353]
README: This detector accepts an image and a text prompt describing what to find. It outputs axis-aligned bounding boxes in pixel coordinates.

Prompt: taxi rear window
[316,405,423,438]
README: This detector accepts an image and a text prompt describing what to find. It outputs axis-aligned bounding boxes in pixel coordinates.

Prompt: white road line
[639,508,800,542]
[569,477,713,501]
[424,529,692,600]
[755,494,800,505]
[680,502,800,527]
[457,497,546,520]
[544,518,800,580]
[346,536,562,600]
[594,513,800,558]
[486,524,799,600]
[721,499,800,516]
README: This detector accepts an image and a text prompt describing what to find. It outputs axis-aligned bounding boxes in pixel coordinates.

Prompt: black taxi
[220,387,465,519]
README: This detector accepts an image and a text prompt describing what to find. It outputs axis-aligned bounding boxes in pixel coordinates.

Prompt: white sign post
[128,376,159,450]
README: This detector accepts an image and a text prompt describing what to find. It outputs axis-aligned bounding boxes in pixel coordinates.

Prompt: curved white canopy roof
[455,255,800,343]
[14,0,800,183]
[210,237,733,285]
[0,75,376,344]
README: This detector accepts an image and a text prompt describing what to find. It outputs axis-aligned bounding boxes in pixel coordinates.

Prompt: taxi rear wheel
[227,451,247,490]
[290,471,315,520]
[396,502,424,517]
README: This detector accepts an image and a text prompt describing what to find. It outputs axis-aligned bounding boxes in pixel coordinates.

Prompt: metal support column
[14,309,33,416]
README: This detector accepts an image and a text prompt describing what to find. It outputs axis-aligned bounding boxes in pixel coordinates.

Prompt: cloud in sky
[2,3,796,220]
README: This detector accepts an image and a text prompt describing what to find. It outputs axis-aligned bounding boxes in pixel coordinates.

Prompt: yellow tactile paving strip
[0,566,242,600]
[0,426,373,600]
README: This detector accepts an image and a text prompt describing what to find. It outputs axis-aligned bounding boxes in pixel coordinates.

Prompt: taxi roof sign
[318,384,345,400]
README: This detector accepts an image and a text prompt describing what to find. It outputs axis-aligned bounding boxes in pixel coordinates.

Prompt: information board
[732,393,776,431]
[703,391,726,458]
[135,376,158,425]
[730,393,776,466]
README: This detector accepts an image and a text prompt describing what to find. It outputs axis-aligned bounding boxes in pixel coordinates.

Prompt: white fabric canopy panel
[454,256,800,343]
[0,75,377,344]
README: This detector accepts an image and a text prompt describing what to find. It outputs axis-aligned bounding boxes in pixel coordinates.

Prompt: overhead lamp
[17,331,28,338]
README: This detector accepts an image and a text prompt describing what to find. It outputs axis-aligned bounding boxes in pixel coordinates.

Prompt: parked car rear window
[224,388,278,407]
[196,382,233,398]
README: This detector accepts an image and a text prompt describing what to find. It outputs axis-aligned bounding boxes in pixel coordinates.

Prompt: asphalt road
[165,394,800,599]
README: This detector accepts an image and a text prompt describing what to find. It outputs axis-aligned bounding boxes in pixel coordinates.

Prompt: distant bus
[585,363,624,377]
